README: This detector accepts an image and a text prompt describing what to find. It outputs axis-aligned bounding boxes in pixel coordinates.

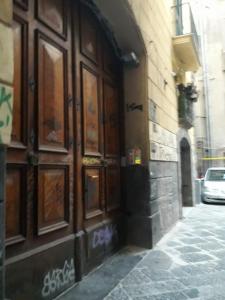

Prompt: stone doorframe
[177,129,196,218]
[92,0,149,163]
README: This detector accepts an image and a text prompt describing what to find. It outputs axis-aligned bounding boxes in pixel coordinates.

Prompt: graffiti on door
[92,224,118,249]
[41,258,75,298]
[0,85,13,145]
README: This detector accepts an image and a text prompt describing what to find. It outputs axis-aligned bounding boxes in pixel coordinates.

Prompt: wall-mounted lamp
[121,52,140,67]
[126,102,143,112]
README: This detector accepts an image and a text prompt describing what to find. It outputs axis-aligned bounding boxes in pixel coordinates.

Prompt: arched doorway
[180,138,193,207]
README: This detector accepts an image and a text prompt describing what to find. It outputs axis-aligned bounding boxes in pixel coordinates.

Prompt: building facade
[195,0,225,174]
[0,0,200,299]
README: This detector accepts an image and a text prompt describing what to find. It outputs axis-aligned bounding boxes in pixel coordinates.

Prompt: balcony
[172,3,201,72]
[178,84,196,129]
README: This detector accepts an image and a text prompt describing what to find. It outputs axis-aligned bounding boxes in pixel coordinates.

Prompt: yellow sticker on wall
[127,147,142,165]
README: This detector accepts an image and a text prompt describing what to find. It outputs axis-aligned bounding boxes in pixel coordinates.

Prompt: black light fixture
[121,52,140,67]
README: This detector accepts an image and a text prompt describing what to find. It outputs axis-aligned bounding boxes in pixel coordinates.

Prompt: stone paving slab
[58,204,225,300]
[104,205,225,300]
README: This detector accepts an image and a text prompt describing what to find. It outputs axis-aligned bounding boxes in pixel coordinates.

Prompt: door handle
[27,151,39,166]
[100,159,108,167]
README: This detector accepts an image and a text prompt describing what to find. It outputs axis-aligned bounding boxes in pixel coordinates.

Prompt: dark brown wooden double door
[76,5,122,231]
[6,0,121,260]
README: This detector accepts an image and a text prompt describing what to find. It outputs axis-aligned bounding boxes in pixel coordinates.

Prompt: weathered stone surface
[125,165,151,216]
[149,161,179,238]
[141,268,175,281]
[0,267,3,298]
[150,179,158,200]
[138,250,172,270]
[0,23,13,84]
[105,286,130,300]
[0,202,4,267]
[179,237,205,244]
[127,214,162,249]
[0,0,12,24]
[175,246,201,253]
[60,249,143,300]
[180,253,214,263]
[133,291,188,300]
[58,205,225,300]
[183,288,200,298]
[121,269,151,286]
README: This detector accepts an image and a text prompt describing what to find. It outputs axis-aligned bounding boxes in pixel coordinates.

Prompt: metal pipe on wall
[199,0,212,168]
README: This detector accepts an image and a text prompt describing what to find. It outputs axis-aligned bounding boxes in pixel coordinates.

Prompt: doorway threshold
[55,246,147,300]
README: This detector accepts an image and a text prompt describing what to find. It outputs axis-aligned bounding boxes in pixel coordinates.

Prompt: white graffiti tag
[41,259,75,298]
[92,225,118,249]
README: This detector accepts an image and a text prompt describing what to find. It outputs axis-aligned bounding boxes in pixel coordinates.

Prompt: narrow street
[59,204,225,300]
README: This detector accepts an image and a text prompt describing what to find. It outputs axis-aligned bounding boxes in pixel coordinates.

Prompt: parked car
[202,168,225,203]
[202,167,225,203]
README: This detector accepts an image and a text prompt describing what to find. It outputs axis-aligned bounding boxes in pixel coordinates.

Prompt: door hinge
[101,114,106,124]
[100,159,108,167]
[29,78,36,92]
[76,101,81,111]
[30,129,35,146]
[68,96,73,106]
[69,137,73,148]
[27,151,39,166]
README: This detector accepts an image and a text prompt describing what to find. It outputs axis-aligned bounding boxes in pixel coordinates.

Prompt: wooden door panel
[82,66,101,156]
[6,166,26,245]
[11,18,27,147]
[14,0,28,11]
[103,42,117,76]
[84,167,103,219]
[37,33,68,152]
[37,0,66,37]
[80,8,98,64]
[7,0,73,261]
[79,4,122,230]
[37,165,69,235]
[103,82,119,158]
[105,165,120,212]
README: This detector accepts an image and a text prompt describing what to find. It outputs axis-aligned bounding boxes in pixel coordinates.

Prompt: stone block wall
[125,0,181,244]
[150,161,179,236]
[128,0,178,135]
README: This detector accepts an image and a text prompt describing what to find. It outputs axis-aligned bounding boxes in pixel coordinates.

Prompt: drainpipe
[199,1,212,167]
[0,145,6,300]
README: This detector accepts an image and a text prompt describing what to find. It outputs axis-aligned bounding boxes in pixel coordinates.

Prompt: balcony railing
[174,2,200,56]
[172,3,201,72]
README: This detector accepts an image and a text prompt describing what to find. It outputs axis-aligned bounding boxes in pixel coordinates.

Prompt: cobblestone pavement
[104,204,225,300]
[59,204,225,300]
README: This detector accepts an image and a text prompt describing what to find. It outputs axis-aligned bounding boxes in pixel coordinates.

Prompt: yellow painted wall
[128,0,179,161]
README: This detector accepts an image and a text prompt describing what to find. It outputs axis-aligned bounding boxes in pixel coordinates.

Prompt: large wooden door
[6,1,123,298]
[7,0,74,258]
[73,2,123,261]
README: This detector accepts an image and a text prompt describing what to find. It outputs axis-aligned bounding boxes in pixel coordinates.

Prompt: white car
[202,167,225,203]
